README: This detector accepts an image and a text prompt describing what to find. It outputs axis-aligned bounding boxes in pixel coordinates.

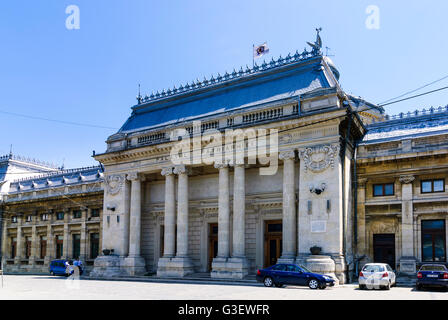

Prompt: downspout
[341,108,353,282]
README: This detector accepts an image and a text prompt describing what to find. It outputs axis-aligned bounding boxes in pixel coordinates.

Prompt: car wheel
[263,277,274,287]
[308,279,319,290]
[416,284,422,291]
[359,284,366,290]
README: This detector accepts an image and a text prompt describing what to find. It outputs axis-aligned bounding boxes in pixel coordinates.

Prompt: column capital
[127,172,145,182]
[214,162,230,169]
[173,165,191,175]
[358,178,368,188]
[161,167,174,177]
[279,150,296,161]
[399,175,415,184]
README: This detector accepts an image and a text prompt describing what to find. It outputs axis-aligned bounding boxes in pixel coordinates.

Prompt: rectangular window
[72,234,81,259]
[56,212,64,220]
[41,214,49,221]
[90,233,100,259]
[11,237,17,258]
[11,216,17,223]
[422,220,446,262]
[26,215,32,222]
[91,209,100,217]
[40,236,47,259]
[73,210,82,219]
[25,237,32,259]
[421,179,445,193]
[373,183,395,197]
[55,235,64,259]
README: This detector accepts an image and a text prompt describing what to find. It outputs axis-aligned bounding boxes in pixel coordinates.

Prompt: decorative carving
[358,178,368,188]
[105,174,125,195]
[399,175,415,184]
[127,172,145,182]
[279,150,296,161]
[173,165,191,175]
[299,144,340,173]
[161,167,174,176]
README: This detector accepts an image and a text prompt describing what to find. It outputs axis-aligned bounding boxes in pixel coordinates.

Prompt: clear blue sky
[1,0,447,168]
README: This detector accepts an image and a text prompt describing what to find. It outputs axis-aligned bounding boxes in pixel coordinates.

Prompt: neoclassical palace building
[0,158,103,274]
[1,37,447,283]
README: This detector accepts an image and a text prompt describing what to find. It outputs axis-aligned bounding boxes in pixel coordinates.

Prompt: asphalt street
[0,275,447,300]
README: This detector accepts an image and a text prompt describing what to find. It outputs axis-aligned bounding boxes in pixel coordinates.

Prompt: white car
[358,263,396,290]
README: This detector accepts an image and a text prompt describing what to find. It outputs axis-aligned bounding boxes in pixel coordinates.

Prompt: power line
[0,109,119,130]
[379,74,448,105]
[379,86,448,107]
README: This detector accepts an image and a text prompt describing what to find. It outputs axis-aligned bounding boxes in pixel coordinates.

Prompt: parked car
[358,263,396,290]
[49,259,72,276]
[256,264,335,289]
[416,264,448,291]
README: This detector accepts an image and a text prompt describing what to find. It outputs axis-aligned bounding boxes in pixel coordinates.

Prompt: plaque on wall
[310,220,326,233]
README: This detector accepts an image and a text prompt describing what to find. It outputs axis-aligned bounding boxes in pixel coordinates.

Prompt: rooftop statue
[306,27,323,56]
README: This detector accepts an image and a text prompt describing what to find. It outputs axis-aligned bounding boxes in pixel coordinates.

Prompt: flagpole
[252,44,254,68]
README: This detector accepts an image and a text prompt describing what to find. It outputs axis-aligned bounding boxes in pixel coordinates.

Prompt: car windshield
[362,265,385,272]
[420,265,447,272]
[298,265,311,273]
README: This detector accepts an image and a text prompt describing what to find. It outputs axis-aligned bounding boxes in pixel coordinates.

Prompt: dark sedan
[256,263,335,289]
[416,264,448,291]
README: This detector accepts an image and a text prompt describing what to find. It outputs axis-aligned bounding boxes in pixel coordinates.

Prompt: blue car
[416,264,448,291]
[256,263,335,289]
[49,259,71,276]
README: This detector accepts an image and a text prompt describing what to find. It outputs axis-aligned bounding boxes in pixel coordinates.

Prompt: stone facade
[2,42,447,285]
[0,166,104,274]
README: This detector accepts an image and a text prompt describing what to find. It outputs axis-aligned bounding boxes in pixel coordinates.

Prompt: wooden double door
[208,223,218,271]
[264,220,282,268]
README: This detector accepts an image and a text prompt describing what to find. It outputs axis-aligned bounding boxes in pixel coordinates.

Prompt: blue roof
[362,107,448,144]
[119,55,336,133]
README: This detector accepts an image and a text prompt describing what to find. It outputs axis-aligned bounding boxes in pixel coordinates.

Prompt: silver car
[358,263,396,290]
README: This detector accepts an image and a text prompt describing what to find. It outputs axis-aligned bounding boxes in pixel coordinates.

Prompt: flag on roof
[253,43,269,59]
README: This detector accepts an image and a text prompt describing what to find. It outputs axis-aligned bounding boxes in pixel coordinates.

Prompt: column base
[122,256,147,276]
[399,257,417,275]
[210,256,250,279]
[296,254,342,285]
[277,255,296,264]
[157,256,194,277]
[90,255,126,278]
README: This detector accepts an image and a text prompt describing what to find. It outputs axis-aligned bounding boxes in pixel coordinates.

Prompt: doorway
[264,220,282,268]
[208,223,218,271]
[373,234,396,268]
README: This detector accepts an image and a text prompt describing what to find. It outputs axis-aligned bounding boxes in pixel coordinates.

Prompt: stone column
[216,163,230,258]
[15,216,23,264]
[123,172,147,276]
[44,223,53,266]
[1,219,8,266]
[157,165,194,277]
[232,164,246,257]
[162,167,176,258]
[399,175,417,274]
[175,165,190,258]
[29,225,37,265]
[211,163,233,278]
[356,178,368,259]
[278,151,296,263]
[79,209,88,260]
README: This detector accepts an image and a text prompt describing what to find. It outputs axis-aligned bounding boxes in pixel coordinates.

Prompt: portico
[90,40,376,283]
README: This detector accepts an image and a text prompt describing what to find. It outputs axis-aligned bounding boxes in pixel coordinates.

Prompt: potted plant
[102,249,111,256]
[310,246,322,255]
